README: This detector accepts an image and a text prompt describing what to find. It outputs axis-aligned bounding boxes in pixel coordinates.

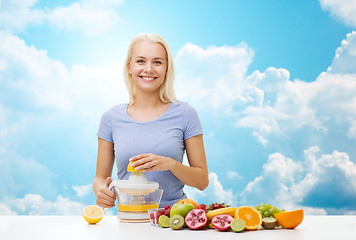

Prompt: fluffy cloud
[0,30,126,213]
[0,203,17,215]
[319,0,356,27]
[226,171,242,180]
[176,33,356,213]
[1,0,124,35]
[0,0,46,30]
[176,32,356,146]
[240,146,356,214]
[327,31,356,74]
[2,194,84,215]
[0,31,127,114]
[175,42,257,111]
[72,184,92,198]
[184,172,237,205]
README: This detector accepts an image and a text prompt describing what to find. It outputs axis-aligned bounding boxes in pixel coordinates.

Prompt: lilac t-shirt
[97,101,203,207]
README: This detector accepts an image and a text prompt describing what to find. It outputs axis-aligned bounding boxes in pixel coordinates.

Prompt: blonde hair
[123,33,176,105]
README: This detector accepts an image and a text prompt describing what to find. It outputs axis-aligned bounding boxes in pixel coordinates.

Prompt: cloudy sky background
[0,0,356,215]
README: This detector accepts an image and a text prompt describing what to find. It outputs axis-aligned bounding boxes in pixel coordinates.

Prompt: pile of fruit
[150,199,304,232]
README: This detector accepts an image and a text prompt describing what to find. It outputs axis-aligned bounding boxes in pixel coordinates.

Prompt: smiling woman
[93,33,209,208]
[123,33,176,105]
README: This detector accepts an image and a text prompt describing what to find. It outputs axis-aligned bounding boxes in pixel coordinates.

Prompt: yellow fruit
[127,161,141,172]
[206,207,238,220]
[234,206,262,230]
[82,205,104,224]
[274,209,304,229]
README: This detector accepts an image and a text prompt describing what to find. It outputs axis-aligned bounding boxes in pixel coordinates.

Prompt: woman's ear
[127,62,132,74]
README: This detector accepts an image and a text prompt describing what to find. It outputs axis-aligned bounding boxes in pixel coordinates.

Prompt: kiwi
[169,214,185,230]
[262,217,277,229]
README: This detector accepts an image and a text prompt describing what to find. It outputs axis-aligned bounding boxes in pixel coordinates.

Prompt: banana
[206,207,238,220]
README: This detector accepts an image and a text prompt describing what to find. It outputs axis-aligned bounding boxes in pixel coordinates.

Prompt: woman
[93,33,209,208]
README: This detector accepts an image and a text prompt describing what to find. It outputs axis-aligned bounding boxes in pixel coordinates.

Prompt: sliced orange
[177,198,198,208]
[82,205,104,224]
[234,206,262,230]
[274,209,304,229]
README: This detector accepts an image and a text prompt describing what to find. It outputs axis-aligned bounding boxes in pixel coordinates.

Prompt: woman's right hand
[95,177,116,208]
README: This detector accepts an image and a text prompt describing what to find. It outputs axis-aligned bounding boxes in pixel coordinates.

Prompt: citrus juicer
[108,162,163,222]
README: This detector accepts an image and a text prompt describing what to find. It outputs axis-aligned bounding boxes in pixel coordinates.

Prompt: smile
[140,76,158,82]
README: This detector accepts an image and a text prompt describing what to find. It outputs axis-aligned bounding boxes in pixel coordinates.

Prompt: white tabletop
[1,215,356,240]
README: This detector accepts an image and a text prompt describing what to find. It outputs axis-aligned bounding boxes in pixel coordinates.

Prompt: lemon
[127,161,141,172]
[82,205,104,224]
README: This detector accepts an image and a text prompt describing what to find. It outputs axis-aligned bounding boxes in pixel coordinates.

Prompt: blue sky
[0,0,356,215]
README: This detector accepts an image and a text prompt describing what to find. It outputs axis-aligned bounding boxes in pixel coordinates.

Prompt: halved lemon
[82,205,104,224]
[127,161,141,172]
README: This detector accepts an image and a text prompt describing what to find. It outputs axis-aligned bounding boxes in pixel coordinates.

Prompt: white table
[1,215,356,240]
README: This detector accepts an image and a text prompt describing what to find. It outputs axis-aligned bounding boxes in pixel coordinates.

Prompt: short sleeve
[183,103,203,140]
[97,109,113,143]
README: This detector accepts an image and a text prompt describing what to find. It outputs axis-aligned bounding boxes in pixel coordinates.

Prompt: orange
[234,206,262,230]
[274,209,304,229]
[177,198,198,209]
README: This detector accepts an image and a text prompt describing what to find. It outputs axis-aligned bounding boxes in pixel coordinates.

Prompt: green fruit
[262,217,277,229]
[158,215,170,228]
[169,214,184,230]
[231,219,245,232]
[263,211,271,217]
[170,203,194,218]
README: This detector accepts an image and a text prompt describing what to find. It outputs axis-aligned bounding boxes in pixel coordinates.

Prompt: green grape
[259,206,267,213]
[263,211,271,217]
[265,204,272,211]
[269,206,279,216]
[260,203,266,208]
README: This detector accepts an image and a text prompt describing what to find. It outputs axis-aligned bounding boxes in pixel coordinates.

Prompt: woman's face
[128,40,168,95]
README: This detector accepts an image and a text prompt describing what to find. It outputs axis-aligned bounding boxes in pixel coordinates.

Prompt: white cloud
[72,184,92,198]
[1,0,124,35]
[0,31,127,114]
[184,172,237,205]
[176,32,356,146]
[175,42,257,111]
[47,1,124,36]
[319,0,356,27]
[0,0,46,30]
[208,173,237,205]
[328,31,356,74]
[0,203,17,215]
[3,194,84,215]
[226,171,242,180]
[240,146,356,213]
[0,31,127,213]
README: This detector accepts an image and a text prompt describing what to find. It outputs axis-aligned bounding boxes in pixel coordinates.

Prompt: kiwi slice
[262,217,277,229]
[169,214,185,230]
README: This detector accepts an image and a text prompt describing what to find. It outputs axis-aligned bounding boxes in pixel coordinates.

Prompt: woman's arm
[130,134,209,190]
[93,137,116,208]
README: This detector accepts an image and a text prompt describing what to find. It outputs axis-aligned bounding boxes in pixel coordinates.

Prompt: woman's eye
[137,60,145,63]
[154,61,162,64]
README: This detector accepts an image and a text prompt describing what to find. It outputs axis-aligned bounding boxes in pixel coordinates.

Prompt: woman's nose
[144,62,153,72]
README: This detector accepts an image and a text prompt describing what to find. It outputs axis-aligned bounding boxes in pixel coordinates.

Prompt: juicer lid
[109,180,159,196]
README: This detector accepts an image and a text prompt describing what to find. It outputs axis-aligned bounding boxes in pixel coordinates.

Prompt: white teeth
[142,76,155,81]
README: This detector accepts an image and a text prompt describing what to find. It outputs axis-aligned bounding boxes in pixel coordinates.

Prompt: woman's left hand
[129,153,175,172]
